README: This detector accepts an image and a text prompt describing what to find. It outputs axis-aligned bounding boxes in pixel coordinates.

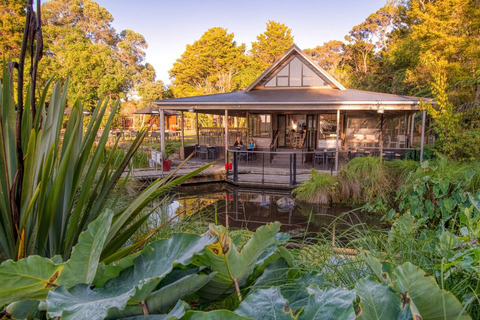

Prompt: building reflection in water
[167,183,381,234]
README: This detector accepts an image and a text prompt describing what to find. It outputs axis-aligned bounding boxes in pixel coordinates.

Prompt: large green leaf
[94,252,141,288]
[0,209,116,307]
[46,233,215,320]
[2,300,41,319]
[107,269,216,318]
[362,252,395,286]
[235,287,295,320]
[0,256,63,306]
[195,222,281,302]
[356,276,411,320]
[392,262,471,320]
[281,272,324,310]
[118,300,189,320]
[183,310,249,320]
[298,285,356,320]
[60,209,114,287]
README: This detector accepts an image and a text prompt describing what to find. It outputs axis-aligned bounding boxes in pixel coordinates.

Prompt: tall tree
[39,0,155,108]
[304,40,346,81]
[251,21,294,70]
[0,0,26,59]
[169,27,246,97]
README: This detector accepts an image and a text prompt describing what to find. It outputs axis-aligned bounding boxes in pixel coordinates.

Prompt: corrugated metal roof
[155,88,431,106]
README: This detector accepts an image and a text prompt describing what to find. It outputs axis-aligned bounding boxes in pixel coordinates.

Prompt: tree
[0,0,26,59]
[39,0,155,109]
[419,53,461,158]
[304,40,346,81]
[251,21,294,70]
[169,27,247,97]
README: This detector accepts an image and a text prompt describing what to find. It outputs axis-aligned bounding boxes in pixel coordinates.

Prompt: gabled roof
[245,44,346,91]
[155,88,428,106]
[155,45,431,112]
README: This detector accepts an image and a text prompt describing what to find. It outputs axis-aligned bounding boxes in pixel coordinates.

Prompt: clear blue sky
[92,0,387,84]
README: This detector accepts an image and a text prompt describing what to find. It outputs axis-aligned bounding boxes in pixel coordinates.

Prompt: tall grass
[292,170,339,204]
[338,157,392,203]
[294,157,396,205]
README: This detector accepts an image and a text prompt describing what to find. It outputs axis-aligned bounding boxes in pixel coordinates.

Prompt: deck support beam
[180,111,185,158]
[420,110,426,163]
[195,112,199,145]
[379,113,384,162]
[160,109,166,157]
[410,112,415,148]
[335,109,340,172]
[246,111,249,145]
[225,109,229,161]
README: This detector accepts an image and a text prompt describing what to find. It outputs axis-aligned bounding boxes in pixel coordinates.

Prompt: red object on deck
[225,162,232,170]
[163,160,172,172]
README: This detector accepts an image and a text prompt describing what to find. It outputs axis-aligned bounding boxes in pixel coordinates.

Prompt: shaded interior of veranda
[152,45,433,186]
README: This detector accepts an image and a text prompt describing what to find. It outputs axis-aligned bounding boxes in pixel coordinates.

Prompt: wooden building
[154,45,431,168]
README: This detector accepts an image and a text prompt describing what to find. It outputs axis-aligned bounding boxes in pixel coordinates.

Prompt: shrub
[293,170,339,204]
[338,157,392,204]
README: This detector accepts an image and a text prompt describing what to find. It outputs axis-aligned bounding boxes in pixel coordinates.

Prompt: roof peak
[246,44,346,92]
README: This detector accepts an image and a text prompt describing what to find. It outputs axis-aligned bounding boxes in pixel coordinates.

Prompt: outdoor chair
[313,149,326,167]
[397,135,406,148]
[325,149,335,166]
[197,145,209,160]
[384,150,396,160]
[239,145,249,162]
[208,147,217,159]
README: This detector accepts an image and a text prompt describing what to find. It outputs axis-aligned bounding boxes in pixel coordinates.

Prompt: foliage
[292,170,338,205]
[419,53,463,158]
[396,158,480,226]
[250,21,294,70]
[0,63,213,262]
[304,40,346,82]
[0,0,25,59]
[37,0,162,108]
[193,222,287,302]
[169,27,247,98]
[0,221,289,319]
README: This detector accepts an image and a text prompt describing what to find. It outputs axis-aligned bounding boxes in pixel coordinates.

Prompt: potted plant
[162,143,175,171]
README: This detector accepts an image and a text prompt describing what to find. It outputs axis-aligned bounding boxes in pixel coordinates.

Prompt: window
[264,57,328,87]
[249,114,271,137]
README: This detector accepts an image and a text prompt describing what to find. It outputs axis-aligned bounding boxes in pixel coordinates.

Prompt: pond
[160,183,384,239]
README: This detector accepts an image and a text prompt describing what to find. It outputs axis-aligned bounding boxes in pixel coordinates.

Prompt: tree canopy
[251,20,294,70]
[169,27,247,98]
[0,0,26,59]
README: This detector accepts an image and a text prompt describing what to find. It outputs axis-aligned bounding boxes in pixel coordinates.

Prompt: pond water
[165,183,383,238]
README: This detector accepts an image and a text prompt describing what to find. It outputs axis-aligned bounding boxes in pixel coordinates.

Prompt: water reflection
[171,183,382,235]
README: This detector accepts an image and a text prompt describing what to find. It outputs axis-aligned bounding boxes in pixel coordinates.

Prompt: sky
[92,0,387,85]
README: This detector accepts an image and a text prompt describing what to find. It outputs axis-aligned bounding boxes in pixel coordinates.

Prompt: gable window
[264,57,327,88]
[248,114,271,137]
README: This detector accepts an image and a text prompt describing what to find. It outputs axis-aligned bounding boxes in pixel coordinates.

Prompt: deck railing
[223,147,421,186]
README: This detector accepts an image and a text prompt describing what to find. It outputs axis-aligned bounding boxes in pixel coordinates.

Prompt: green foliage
[194,222,285,302]
[46,233,215,320]
[37,0,161,108]
[169,27,247,98]
[0,64,213,263]
[396,158,480,226]
[338,157,392,204]
[419,53,463,158]
[293,170,338,204]
[251,21,294,70]
[0,0,25,59]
